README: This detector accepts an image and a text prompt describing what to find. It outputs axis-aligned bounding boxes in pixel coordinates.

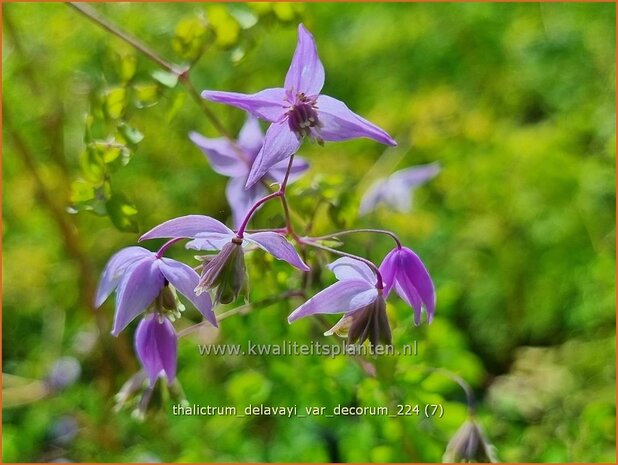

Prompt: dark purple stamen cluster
[287,93,321,140]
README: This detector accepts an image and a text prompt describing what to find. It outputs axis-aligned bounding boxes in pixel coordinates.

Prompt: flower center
[287,93,321,140]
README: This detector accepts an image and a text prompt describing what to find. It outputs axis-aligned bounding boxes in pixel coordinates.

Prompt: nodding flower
[288,257,392,347]
[380,245,436,326]
[140,215,310,305]
[95,246,216,336]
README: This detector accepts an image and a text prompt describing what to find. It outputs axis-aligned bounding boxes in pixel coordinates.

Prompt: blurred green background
[2,2,616,462]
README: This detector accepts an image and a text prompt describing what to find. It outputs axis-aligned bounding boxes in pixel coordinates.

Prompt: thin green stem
[312,228,402,249]
[302,239,384,289]
[426,367,476,415]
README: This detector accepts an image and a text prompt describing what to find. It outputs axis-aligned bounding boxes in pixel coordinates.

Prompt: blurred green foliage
[2,2,615,463]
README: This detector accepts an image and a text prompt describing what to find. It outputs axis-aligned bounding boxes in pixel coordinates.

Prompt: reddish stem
[236,155,296,238]
[155,238,184,259]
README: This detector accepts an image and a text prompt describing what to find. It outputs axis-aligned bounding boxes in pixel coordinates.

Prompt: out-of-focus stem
[5,111,137,374]
[427,367,476,415]
[69,3,177,72]
[67,2,235,143]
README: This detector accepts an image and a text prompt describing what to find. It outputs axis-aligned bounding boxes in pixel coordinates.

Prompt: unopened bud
[442,418,498,463]
[196,241,248,305]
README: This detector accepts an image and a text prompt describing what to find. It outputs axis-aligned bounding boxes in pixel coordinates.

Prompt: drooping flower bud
[195,238,248,305]
[442,418,498,463]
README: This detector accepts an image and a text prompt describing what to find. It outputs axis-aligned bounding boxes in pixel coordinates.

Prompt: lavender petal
[140,215,234,241]
[267,155,310,184]
[244,232,310,271]
[245,121,301,188]
[112,258,163,336]
[226,176,268,229]
[327,257,376,284]
[237,115,265,158]
[95,247,151,308]
[288,279,377,322]
[284,24,325,96]
[316,95,397,146]
[201,88,287,123]
[159,258,217,327]
[189,132,248,177]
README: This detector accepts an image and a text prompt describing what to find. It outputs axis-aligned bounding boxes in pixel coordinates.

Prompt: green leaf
[116,50,137,82]
[69,179,95,204]
[151,70,179,89]
[68,180,109,216]
[172,17,212,61]
[103,86,127,120]
[117,122,144,145]
[207,5,240,49]
[88,140,132,172]
[79,147,105,185]
[133,83,161,109]
[106,192,139,233]
[328,190,357,229]
[83,114,95,143]
[272,3,302,22]
[228,6,258,29]
[166,92,186,123]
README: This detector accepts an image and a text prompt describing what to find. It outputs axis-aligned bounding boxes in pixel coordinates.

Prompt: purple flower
[288,257,391,346]
[202,24,397,188]
[360,162,440,215]
[189,116,309,227]
[140,215,310,304]
[379,246,436,325]
[135,313,177,386]
[95,246,216,336]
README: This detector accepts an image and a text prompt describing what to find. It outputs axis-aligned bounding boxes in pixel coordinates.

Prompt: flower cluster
[96,24,436,390]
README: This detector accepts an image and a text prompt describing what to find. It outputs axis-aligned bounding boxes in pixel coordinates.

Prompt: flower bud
[196,239,248,305]
[442,418,498,463]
